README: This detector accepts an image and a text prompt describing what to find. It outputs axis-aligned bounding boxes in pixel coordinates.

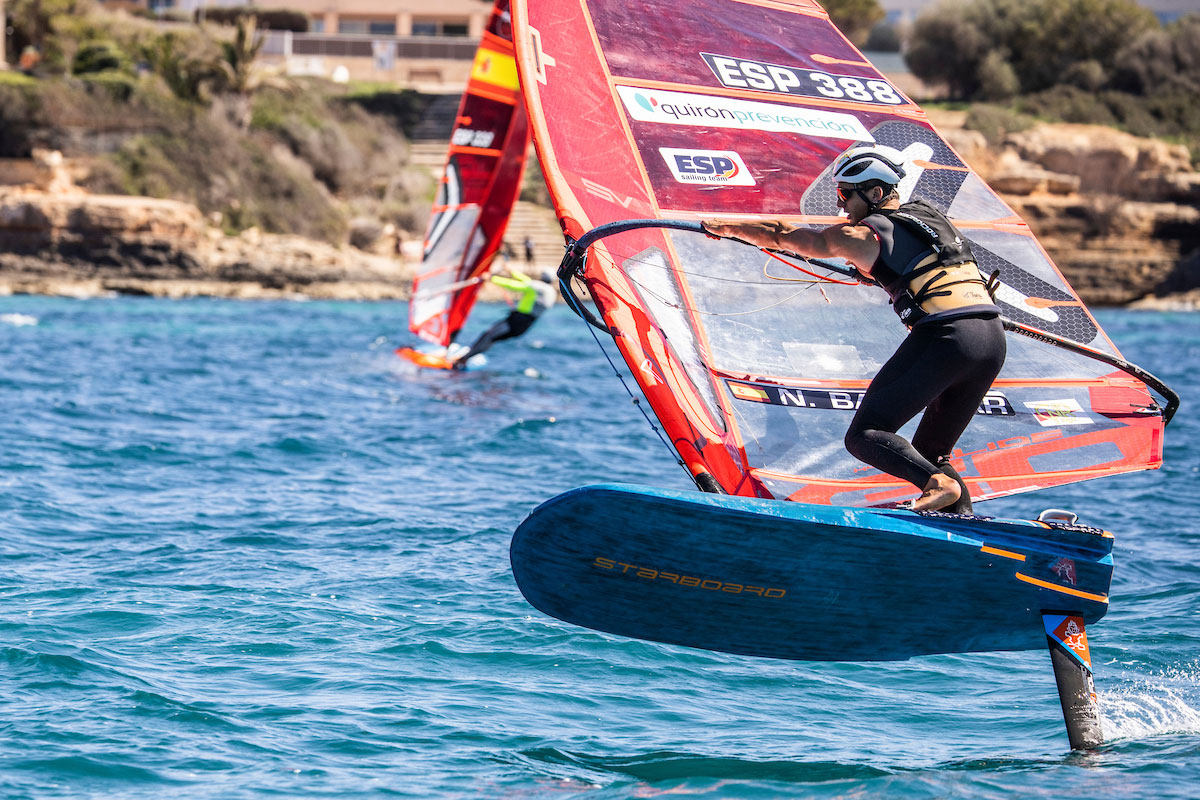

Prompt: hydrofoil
[512,483,1108,748]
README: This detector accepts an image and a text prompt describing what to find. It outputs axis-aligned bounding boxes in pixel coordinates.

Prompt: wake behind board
[511,484,1112,662]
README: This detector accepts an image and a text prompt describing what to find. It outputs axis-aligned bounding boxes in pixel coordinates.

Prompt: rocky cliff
[2,123,1198,306]
[0,150,415,300]
[938,116,1200,307]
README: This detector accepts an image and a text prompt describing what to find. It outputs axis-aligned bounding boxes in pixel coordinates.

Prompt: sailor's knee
[844,428,867,458]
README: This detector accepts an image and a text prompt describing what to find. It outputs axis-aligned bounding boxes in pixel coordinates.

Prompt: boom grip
[556,243,608,333]
[1002,317,1180,426]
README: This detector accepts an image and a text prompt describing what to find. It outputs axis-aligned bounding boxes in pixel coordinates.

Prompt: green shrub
[977,51,1019,101]
[0,42,432,246]
[0,84,41,156]
[1008,87,1200,162]
[963,104,1035,145]
[864,22,901,52]
[906,0,1158,100]
[905,4,989,99]
[79,69,138,102]
[1111,14,1200,95]
[6,0,94,72]
[199,6,308,32]
[823,0,886,46]
[1063,59,1107,93]
[1015,85,1200,139]
[73,40,129,75]
[1139,89,1200,139]
[138,29,221,103]
[1016,86,1119,126]
[0,71,39,88]
[106,115,347,242]
[344,87,437,140]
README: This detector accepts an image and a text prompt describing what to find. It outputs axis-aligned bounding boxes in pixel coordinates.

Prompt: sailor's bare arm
[703,219,880,273]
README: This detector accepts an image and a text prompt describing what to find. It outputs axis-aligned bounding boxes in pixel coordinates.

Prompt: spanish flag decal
[729,382,770,403]
[472,47,519,91]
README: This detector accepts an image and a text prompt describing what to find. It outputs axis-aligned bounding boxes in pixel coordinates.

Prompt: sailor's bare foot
[910,472,961,512]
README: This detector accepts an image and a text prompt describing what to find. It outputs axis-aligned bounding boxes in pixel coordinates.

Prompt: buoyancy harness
[863,199,1000,325]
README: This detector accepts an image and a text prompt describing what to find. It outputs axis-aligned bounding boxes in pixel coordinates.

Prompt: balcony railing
[261,31,477,61]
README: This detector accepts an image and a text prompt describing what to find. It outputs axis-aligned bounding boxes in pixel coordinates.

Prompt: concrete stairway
[409,141,449,172]
[409,94,462,141]
[502,201,566,274]
[407,141,564,272]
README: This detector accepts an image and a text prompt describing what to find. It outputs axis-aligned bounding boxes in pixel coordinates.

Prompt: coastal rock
[1003,124,1192,198]
[0,172,418,299]
[0,187,209,278]
[986,151,1080,196]
[938,126,993,170]
[962,123,1200,305]
[1,127,1197,306]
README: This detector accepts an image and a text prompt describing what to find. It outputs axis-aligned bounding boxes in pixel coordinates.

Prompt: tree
[142,30,217,103]
[214,14,265,97]
[210,16,293,130]
[8,0,94,71]
[823,0,886,47]
[977,50,1019,100]
[1111,14,1200,96]
[905,0,1159,100]
[905,2,989,99]
[1001,0,1156,94]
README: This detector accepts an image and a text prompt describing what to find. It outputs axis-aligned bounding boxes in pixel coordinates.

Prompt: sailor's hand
[701,220,732,240]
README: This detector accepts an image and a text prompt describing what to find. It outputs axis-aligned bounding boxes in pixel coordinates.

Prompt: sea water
[1,296,1196,799]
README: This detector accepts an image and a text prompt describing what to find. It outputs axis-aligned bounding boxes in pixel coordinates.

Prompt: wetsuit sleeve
[489,275,529,292]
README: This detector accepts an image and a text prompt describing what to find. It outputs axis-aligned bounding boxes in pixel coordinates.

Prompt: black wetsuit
[458,310,538,362]
[456,274,557,364]
[844,202,1006,505]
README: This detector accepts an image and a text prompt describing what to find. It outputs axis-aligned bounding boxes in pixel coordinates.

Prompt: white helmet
[831,145,907,187]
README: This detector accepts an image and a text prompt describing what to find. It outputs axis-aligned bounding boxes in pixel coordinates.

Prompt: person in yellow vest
[452,266,557,368]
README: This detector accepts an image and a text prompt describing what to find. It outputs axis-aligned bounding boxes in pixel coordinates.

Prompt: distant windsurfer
[452,266,557,368]
[703,144,1005,512]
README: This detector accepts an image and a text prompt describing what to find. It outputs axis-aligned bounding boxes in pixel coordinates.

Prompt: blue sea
[1,296,1197,799]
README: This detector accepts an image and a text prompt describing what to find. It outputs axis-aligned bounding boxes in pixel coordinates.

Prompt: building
[257,0,491,88]
[86,0,1197,90]
[95,0,491,89]
[124,0,490,37]
[285,0,488,38]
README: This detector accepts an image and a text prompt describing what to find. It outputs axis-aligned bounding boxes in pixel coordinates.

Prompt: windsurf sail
[409,0,532,347]
[511,0,1177,505]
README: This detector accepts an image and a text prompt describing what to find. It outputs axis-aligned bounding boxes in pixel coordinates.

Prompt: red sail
[511,0,1168,504]
[410,0,532,347]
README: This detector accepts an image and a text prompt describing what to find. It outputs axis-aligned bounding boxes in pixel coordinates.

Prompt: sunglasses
[835,184,857,204]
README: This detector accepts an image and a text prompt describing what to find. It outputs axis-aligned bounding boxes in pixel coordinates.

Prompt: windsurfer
[702,145,1005,512]
[452,266,557,368]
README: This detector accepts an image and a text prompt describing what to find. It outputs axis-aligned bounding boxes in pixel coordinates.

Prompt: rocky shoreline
[932,114,1200,309]
[1,120,1198,309]
[0,166,421,301]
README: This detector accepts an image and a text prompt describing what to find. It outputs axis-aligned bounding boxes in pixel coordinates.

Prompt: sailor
[702,144,1006,512]
[452,265,557,368]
